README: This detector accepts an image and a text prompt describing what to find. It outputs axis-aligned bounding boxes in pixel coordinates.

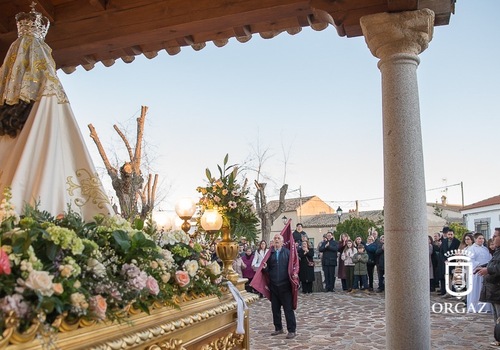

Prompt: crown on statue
[16,1,50,40]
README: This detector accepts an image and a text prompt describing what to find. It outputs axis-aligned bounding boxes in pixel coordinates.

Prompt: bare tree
[88,106,158,221]
[247,135,292,243]
[255,182,288,244]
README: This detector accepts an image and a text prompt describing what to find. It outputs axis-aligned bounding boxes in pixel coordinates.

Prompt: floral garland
[0,188,222,336]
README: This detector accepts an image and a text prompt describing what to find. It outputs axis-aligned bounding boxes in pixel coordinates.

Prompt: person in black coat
[292,223,307,244]
[319,231,338,292]
[437,227,461,296]
[375,235,385,292]
[478,228,500,346]
[298,239,315,294]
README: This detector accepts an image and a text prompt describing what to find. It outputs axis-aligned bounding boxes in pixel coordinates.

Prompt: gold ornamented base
[2,284,258,350]
[216,225,240,284]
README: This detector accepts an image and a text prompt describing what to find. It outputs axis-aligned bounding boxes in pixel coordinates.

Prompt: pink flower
[0,249,11,275]
[175,271,190,288]
[89,295,107,320]
[228,201,237,209]
[146,276,160,295]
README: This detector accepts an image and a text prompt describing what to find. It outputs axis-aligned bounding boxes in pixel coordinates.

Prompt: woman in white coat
[468,232,492,313]
[251,240,269,271]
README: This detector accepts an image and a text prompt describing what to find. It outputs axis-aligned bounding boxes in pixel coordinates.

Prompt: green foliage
[449,222,468,241]
[433,204,443,218]
[335,217,383,241]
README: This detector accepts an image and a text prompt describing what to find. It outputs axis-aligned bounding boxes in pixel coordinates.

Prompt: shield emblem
[445,255,473,297]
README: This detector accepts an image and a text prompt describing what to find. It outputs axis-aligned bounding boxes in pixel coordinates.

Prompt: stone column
[360,9,434,350]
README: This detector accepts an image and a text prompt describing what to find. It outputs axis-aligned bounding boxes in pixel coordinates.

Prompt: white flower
[183,260,199,277]
[161,273,171,283]
[87,258,106,278]
[206,261,221,276]
[24,270,54,297]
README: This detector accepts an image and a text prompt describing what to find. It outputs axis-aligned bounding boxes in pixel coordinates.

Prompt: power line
[286,181,464,208]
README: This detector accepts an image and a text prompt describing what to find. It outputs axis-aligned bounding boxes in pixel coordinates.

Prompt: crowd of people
[225,223,387,296]
[218,223,500,346]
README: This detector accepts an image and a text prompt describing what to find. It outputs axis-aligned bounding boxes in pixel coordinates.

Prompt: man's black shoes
[271,330,284,336]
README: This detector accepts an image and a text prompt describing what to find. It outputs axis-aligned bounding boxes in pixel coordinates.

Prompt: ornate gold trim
[200,332,245,350]
[1,292,259,349]
[66,168,110,209]
[145,338,186,350]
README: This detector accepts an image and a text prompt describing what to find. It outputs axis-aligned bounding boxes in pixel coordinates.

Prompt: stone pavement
[248,288,494,350]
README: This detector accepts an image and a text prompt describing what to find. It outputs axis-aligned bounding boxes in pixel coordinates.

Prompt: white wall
[462,204,500,239]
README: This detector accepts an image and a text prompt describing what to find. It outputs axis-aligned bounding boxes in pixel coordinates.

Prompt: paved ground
[248,286,494,350]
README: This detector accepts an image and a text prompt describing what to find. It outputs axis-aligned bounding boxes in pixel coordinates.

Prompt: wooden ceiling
[0,0,455,74]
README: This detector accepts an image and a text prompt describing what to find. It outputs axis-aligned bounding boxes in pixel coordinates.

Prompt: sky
[58,1,499,214]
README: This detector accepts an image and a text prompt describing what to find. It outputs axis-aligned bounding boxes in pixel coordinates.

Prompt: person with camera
[319,231,339,292]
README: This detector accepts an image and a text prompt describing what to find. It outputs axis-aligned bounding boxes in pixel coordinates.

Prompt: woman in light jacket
[251,240,269,271]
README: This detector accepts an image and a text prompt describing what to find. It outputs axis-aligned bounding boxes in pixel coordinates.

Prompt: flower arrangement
[0,188,222,337]
[196,154,259,242]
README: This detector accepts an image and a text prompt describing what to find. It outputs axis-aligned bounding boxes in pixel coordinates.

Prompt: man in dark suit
[262,234,297,339]
[438,227,460,296]
[319,231,338,292]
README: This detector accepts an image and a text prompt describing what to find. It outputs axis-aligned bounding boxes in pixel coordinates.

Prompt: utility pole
[298,186,302,222]
[461,181,464,208]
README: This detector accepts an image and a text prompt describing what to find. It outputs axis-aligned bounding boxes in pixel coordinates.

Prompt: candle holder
[200,209,239,283]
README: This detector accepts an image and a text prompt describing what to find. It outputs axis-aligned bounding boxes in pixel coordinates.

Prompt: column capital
[360,9,435,59]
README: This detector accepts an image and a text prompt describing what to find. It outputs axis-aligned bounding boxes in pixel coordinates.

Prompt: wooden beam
[387,0,418,12]
[34,0,55,23]
[89,0,109,11]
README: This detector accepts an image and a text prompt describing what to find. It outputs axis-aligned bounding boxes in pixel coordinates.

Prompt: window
[474,219,490,238]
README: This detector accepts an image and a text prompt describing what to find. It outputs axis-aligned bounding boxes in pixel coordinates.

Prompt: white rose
[25,270,54,296]
[207,261,221,276]
[183,260,199,277]
[87,258,106,277]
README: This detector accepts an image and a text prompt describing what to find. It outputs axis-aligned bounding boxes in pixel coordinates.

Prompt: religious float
[0,5,259,349]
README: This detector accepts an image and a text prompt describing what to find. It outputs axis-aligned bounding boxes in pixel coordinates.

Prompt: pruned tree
[255,182,288,244]
[88,105,158,221]
[248,134,292,244]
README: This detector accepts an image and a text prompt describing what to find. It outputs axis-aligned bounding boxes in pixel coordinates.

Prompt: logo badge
[445,250,473,297]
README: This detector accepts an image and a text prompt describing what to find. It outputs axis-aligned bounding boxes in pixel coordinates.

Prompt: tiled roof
[267,196,316,213]
[461,195,500,211]
[427,202,463,212]
[302,210,384,228]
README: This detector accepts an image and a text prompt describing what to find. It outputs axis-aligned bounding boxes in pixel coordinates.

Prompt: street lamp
[336,206,343,223]
[282,215,288,225]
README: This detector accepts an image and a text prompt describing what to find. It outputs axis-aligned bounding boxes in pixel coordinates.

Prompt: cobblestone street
[248,289,493,349]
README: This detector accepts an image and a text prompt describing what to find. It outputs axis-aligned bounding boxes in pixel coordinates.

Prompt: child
[352,244,369,291]
[341,240,357,292]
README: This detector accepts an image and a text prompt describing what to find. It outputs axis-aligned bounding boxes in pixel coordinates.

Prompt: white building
[461,195,500,239]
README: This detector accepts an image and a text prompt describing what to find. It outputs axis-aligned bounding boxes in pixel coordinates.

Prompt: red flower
[0,249,11,275]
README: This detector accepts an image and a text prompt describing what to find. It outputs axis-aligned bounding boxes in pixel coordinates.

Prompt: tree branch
[134,106,147,174]
[113,124,134,162]
[88,123,117,177]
